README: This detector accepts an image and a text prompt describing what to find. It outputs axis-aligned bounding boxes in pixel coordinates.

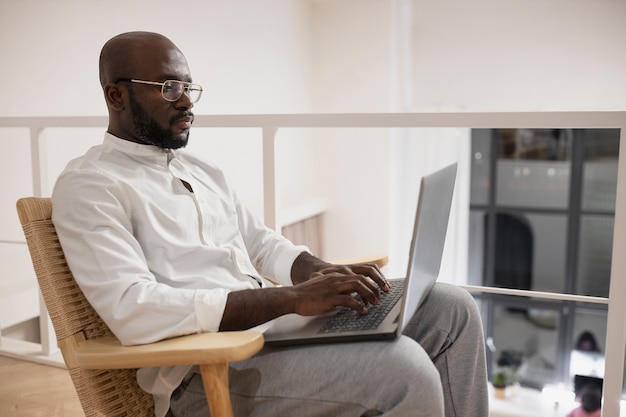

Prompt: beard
[128,90,192,149]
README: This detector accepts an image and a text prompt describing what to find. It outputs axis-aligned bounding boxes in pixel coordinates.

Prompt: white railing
[1,111,625,417]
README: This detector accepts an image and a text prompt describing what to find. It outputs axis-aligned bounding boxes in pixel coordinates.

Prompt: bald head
[98,32,195,149]
[99,31,185,87]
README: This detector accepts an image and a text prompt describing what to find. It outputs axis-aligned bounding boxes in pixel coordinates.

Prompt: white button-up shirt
[52,133,306,416]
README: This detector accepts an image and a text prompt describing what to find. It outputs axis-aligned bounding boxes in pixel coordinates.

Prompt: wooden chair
[16,197,264,417]
[16,196,388,417]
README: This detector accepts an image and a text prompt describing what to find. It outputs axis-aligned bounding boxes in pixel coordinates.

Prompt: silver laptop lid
[399,163,457,331]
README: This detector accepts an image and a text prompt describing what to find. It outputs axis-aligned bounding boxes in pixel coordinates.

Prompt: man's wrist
[291,252,330,284]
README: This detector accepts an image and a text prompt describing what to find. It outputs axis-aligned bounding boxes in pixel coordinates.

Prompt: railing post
[601,120,626,417]
[262,127,279,232]
[29,127,44,197]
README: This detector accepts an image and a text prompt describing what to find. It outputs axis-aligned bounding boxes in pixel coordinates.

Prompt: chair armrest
[61,331,264,370]
[332,254,388,269]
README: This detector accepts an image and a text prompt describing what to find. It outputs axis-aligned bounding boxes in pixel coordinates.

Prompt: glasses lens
[188,85,203,103]
[162,80,184,101]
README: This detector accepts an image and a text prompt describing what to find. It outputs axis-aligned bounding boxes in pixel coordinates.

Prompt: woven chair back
[17,197,154,417]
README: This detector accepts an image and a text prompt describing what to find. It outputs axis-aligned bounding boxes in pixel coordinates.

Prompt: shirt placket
[168,158,214,246]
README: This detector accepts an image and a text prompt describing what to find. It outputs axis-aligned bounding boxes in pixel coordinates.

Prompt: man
[52,31,488,417]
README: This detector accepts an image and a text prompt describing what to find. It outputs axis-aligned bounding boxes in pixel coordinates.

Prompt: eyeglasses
[114,78,203,103]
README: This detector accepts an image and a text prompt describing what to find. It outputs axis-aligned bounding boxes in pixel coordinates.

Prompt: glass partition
[469,128,620,402]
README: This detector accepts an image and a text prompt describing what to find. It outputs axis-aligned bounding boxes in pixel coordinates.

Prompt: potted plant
[491,350,522,399]
[492,370,509,399]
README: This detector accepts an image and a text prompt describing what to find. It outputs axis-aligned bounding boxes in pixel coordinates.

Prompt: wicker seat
[16,197,264,417]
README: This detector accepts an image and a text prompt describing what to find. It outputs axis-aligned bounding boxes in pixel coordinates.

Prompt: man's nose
[175,90,194,109]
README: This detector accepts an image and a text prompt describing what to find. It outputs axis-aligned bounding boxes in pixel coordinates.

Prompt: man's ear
[104,84,125,111]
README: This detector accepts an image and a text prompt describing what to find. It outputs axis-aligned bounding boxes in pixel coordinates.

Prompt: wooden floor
[0,355,83,417]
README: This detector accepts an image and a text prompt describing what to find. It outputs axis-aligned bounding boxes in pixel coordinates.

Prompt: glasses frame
[114,78,203,103]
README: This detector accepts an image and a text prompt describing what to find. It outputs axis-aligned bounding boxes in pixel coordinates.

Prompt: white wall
[310,0,393,261]
[0,1,315,117]
[410,0,626,112]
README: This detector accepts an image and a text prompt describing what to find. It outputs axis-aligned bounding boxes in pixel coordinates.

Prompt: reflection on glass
[469,127,621,396]
[491,212,533,290]
[572,310,606,354]
[570,312,606,382]
[496,161,570,209]
[491,212,566,293]
[497,129,570,161]
[571,336,604,401]
[581,129,620,213]
[495,129,571,210]
[577,216,614,297]
[524,214,567,293]
[491,303,559,389]
[470,129,491,205]
[570,318,605,405]
[467,211,485,286]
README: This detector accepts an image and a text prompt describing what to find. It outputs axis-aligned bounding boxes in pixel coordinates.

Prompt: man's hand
[219,252,390,331]
[291,252,389,291]
[286,269,388,316]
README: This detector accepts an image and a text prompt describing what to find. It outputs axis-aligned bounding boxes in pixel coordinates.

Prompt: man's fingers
[332,275,381,307]
[317,263,390,292]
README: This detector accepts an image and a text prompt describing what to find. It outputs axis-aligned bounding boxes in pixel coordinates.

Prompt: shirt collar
[104,132,175,165]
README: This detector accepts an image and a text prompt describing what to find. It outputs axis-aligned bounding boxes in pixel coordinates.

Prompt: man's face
[119,41,195,149]
[127,87,192,149]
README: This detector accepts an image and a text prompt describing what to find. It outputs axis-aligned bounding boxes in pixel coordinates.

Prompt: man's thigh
[171,336,443,417]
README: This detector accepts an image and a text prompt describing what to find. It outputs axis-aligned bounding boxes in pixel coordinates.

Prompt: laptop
[264,162,458,346]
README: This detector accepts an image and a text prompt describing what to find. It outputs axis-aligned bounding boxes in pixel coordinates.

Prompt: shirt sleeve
[232,191,309,286]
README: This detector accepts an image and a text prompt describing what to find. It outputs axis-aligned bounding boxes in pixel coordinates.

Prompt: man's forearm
[219,252,328,331]
[218,286,296,331]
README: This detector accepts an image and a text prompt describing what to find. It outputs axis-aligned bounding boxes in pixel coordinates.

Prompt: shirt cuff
[272,245,310,286]
[194,288,232,332]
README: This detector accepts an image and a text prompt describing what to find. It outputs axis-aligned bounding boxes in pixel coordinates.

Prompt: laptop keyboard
[318,280,404,333]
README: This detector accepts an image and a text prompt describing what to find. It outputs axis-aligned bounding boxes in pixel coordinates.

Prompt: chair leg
[200,362,234,417]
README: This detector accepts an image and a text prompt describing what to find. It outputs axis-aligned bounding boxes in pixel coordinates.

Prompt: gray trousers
[169,283,488,417]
